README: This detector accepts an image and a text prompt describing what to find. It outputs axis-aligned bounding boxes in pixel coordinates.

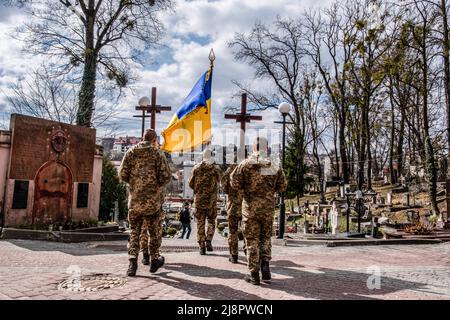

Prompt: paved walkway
[1,235,450,300]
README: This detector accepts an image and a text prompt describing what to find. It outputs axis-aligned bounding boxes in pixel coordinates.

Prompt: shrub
[403,220,435,235]
[99,157,128,221]
[166,227,178,237]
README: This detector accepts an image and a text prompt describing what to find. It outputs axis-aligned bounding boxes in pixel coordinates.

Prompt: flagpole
[209,48,215,69]
[204,48,215,152]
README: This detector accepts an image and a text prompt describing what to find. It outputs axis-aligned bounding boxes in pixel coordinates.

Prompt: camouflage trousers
[139,219,149,255]
[227,214,241,256]
[242,214,273,273]
[195,209,217,246]
[128,210,163,260]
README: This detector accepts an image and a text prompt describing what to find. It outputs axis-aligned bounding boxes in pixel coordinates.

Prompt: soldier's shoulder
[224,165,234,175]
[237,158,252,169]
[128,142,147,152]
[156,147,167,158]
[124,144,138,157]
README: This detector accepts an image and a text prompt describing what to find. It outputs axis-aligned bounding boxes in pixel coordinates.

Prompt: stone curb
[284,238,442,247]
[0,228,129,243]
[64,225,119,233]
[0,228,443,247]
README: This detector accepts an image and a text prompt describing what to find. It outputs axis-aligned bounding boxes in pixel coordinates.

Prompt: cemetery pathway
[0,238,450,300]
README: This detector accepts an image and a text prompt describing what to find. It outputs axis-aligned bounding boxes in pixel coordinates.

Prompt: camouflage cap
[143,129,157,142]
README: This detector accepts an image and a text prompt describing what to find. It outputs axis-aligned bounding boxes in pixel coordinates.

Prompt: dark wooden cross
[135,87,172,137]
[224,93,262,147]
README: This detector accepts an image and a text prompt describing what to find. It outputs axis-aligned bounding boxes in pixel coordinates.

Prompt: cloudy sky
[0,0,331,145]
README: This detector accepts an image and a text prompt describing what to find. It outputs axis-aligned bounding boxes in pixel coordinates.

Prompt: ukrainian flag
[161,64,213,153]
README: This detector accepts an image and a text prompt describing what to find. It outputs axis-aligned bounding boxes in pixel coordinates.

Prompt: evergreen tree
[99,157,127,222]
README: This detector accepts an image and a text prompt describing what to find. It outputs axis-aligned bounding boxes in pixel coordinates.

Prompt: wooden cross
[224,93,262,148]
[135,87,172,136]
[133,113,151,138]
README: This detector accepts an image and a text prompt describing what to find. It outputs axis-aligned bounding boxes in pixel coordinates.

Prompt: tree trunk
[333,117,340,178]
[421,32,439,215]
[396,105,406,180]
[389,91,397,184]
[440,0,450,219]
[338,113,349,184]
[76,2,97,127]
[358,106,368,190]
[366,103,372,190]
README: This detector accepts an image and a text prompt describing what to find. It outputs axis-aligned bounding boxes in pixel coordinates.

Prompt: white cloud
[0,0,333,141]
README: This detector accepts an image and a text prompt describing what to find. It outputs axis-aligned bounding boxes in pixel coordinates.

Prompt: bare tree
[229,18,316,197]
[7,0,173,127]
[302,2,358,184]
[5,65,119,127]
[398,0,442,214]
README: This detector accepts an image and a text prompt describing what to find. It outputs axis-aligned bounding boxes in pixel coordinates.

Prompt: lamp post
[276,102,291,239]
[345,192,351,233]
[355,190,363,233]
[138,96,151,137]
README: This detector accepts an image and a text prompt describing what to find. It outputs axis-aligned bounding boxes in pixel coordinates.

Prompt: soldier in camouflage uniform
[139,190,165,265]
[140,219,150,265]
[119,129,172,276]
[221,163,242,263]
[231,137,287,285]
[188,149,222,255]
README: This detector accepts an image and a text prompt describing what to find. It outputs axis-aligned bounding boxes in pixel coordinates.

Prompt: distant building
[113,136,141,153]
[101,137,115,155]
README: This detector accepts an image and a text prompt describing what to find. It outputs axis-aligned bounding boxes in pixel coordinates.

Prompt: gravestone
[330,202,341,235]
[386,191,393,206]
[407,210,419,223]
[0,114,102,227]
[339,184,345,198]
[403,193,410,207]
[376,194,385,205]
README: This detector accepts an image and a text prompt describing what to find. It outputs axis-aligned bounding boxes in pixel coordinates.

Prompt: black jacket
[179,208,191,224]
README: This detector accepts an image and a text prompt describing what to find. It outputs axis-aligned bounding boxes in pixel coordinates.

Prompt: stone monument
[0,114,103,227]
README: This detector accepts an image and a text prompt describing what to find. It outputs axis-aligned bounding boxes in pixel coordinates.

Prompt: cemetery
[1,0,450,302]
[276,182,450,245]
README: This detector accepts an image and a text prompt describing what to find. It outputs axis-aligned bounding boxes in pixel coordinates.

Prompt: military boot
[199,244,206,255]
[229,255,238,264]
[244,272,260,285]
[142,252,150,265]
[150,256,165,273]
[205,240,213,252]
[127,258,138,277]
[261,260,271,282]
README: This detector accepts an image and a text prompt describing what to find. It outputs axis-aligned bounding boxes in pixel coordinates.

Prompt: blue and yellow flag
[161,65,213,153]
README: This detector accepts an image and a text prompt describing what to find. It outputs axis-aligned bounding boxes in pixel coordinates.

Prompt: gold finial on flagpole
[209,48,215,66]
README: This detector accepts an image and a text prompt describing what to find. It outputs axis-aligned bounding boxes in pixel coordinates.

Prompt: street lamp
[277,102,291,239]
[137,96,151,137]
[138,96,150,107]
[355,190,363,233]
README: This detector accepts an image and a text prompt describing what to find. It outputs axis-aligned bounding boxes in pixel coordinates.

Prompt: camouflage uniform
[188,160,222,247]
[140,190,165,256]
[119,141,171,260]
[221,164,242,256]
[231,153,287,273]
